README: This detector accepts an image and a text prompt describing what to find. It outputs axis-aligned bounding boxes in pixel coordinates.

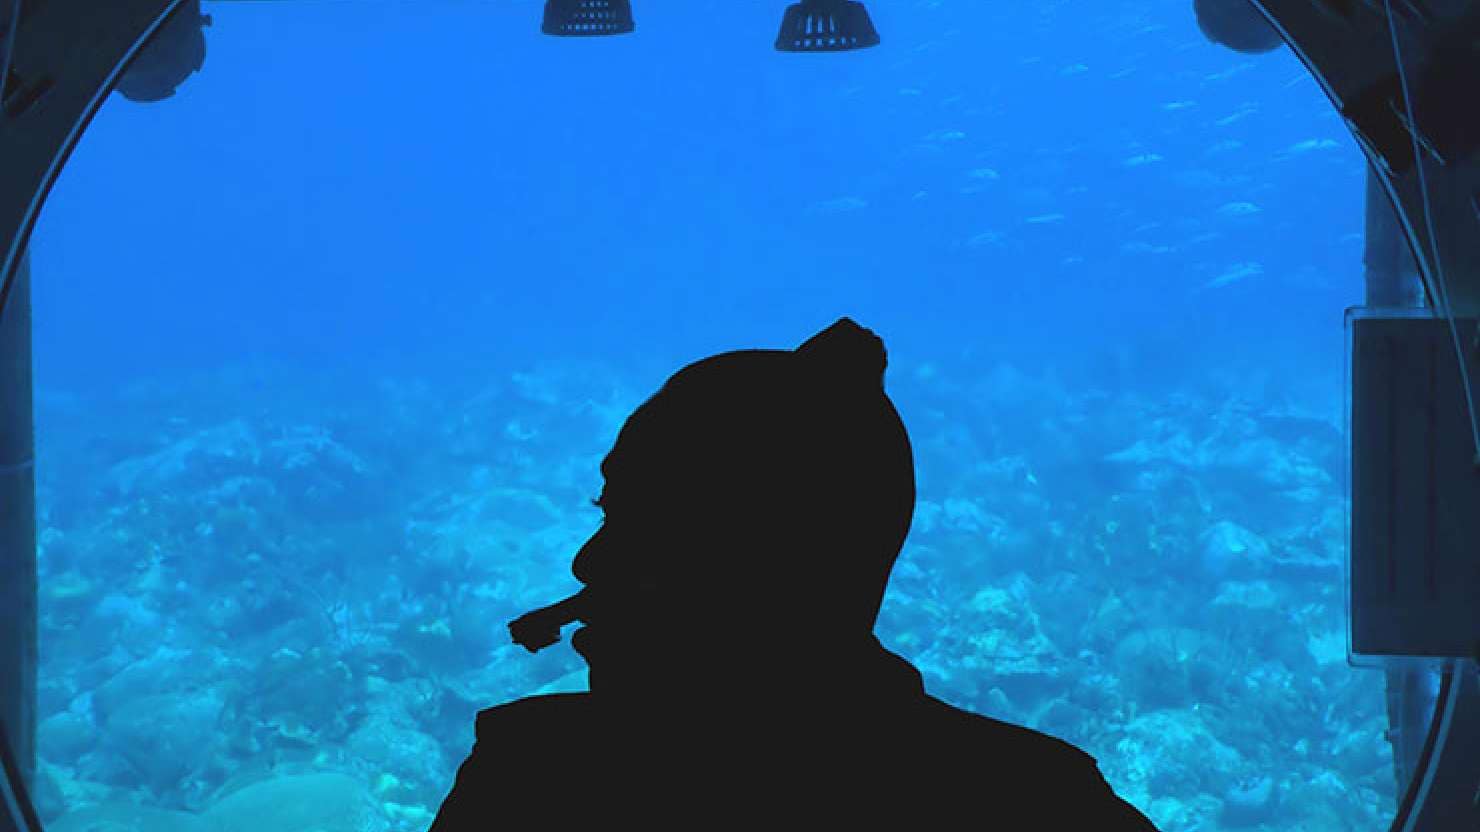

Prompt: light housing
[775,0,880,53]
[1193,0,1281,55]
[115,0,211,102]
[542,0,635,37]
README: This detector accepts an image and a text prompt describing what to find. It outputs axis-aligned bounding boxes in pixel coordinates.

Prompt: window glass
[27,2,1391,830]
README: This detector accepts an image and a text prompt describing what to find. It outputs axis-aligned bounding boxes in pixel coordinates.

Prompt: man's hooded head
[571,318,915,667]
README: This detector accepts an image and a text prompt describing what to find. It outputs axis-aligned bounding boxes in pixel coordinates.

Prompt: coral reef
[34,354,1391,831]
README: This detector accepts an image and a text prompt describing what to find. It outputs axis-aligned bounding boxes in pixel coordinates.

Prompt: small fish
[1283,138,1340,155]
[1218,201,1261,217]
[1215,107,1257,127]
[1122,241,1173,255]
[1026,213,1066,224]
[1203,262,1264,289]
[967,167,1001,180]
[1060,63,1089,76]
[1162,100,1197,111]
[967,230,1006,247]
[1205,62,1255,82]
[1123,153,1164,167]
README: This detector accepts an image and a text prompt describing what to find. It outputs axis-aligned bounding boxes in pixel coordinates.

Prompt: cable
[0,716,42,832]
[0,0,16,105]
[1389,660,1458,832]
[1383,0,1480,463]
[0,0,18,330]
[0,8,40,830]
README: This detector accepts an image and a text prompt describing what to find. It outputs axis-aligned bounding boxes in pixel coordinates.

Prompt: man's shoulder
[916,694,1098,769]
[474,692,593,740]
[470,690,1098,776]
[916,697,1157,829]
[474,691,1094,762]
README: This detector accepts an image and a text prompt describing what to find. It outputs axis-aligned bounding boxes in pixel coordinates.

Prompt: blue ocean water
[24,1,1389,830]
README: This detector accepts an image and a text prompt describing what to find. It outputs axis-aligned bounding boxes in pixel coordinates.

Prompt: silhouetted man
[429,318,1157,829]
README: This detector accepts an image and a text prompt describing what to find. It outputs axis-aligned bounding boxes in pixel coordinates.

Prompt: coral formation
[34,354,1388,831]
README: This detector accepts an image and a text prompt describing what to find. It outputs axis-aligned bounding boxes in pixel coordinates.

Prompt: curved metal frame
[1251,0,1480,318]
[0,1,183,825]
[0,0,183,317]
[0,2,1475,829]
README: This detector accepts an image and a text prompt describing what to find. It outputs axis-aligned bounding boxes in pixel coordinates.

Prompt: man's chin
[570,625,623,667]
[570,627,669,680]
[570,625,592,657]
